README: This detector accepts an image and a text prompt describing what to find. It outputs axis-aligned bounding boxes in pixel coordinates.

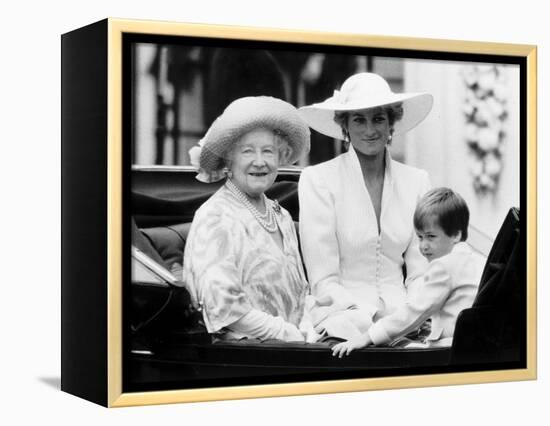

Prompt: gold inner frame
[106,17,537,407]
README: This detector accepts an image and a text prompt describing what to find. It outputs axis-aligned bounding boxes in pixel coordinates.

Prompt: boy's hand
[331,334,371,358]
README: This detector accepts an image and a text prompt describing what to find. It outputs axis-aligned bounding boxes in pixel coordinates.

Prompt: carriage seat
[131,217,191,279]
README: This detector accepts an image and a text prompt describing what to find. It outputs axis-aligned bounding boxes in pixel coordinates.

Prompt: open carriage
[128,166,525,392]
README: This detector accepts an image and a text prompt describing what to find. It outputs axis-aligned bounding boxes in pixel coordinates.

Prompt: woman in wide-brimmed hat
[184,96,318,342]
[298,73,434,341]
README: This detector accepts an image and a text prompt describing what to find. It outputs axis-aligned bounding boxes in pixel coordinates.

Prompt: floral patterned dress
[183,184,309,337]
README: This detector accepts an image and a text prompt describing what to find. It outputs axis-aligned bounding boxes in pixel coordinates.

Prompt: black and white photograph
[6,0,548,422]
[127,30,528,395]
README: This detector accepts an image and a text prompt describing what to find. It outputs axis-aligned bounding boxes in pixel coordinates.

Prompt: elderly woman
[184,96,316,342]
[298,73,433,341]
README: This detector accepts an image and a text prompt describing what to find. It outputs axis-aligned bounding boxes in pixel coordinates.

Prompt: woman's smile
[246,169,273,182]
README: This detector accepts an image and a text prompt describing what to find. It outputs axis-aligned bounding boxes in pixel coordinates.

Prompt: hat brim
[299,92,433,140]
[199,96,311,174]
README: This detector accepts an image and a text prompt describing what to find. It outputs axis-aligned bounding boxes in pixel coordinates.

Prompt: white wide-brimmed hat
[299,72,433,140]
[190,96,310,183]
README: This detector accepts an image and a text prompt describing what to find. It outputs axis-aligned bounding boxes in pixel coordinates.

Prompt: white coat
[298,146,430,338]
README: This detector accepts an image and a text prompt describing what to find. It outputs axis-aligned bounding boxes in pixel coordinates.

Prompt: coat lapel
[344,146,395,238]
[380,148,394,226]
[343,146,378,238]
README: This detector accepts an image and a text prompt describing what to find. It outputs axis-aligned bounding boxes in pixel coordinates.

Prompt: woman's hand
[331,333,372,358]
[281,322,307,342]
[310,294,349,327]
[299,315,322,343]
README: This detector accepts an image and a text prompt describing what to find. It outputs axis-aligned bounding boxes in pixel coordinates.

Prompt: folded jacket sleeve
[298,167,356,309]
[228,309,304,342]
[404,169,431,288]
[368,260,452,345]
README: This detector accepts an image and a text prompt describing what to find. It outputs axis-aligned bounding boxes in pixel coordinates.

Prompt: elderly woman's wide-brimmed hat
[190,96,310,183]
[299,72,433,140]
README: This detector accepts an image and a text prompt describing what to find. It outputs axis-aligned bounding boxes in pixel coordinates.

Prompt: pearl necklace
[226,179,278,233]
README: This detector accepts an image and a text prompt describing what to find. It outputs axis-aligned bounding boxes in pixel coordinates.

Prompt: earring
[345,130,350,142]
[223,167,233,179]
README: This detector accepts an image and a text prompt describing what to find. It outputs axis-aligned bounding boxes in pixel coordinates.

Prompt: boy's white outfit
[367,242,485,347]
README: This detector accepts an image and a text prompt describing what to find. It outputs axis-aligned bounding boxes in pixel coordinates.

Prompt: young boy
[332,187,485,357]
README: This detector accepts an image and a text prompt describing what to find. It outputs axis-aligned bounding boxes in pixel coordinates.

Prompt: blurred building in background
[132,43,519,242]
[132,43,406,166]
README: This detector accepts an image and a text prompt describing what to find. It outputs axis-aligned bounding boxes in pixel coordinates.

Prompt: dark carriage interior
[127,167,525,392]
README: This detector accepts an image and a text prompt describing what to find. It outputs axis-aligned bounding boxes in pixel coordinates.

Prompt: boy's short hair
[414,187,469,241]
